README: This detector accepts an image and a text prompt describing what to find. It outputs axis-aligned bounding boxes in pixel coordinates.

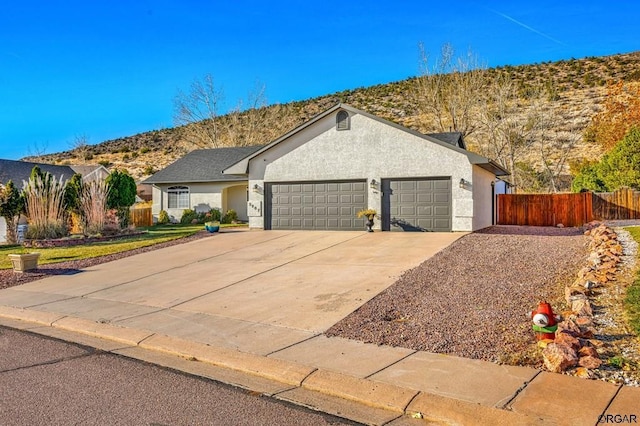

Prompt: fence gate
[129,206,152,227]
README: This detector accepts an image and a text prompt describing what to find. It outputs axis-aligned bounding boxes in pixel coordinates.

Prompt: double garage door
[266,177,451,232]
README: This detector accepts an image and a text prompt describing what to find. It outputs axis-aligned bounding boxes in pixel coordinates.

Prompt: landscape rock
[557,319,581,336]
[578,345,599,358]
[543,342,578,372]
[571,298,593,317]
[555,331,581,351]
[575,316,593,327]
[575,367,594,378]
[579,355,603,369]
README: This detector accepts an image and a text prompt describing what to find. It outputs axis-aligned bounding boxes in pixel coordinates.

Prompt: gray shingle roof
[0,159,76,188]
[143,146,264,184]
[426,132,466,149]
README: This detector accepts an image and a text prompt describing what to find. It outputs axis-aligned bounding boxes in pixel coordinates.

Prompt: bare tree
[174,74,224,148]
[225,82,299,147]
[478,75,570,192]
[538,127,580,193]
[478,75,530,189]
[414,43,488,137]
[226,82,270,146]
[25,141,50,160]
[70,134,92,161]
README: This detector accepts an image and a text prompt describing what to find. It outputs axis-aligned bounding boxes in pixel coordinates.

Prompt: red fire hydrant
[530,301,560,341]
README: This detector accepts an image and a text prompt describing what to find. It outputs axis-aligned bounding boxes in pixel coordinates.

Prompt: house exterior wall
[0,217,6,244]
[151,182,249,223]
[247,110,478,231]
[225,184,248,220]
[472,166,497,230]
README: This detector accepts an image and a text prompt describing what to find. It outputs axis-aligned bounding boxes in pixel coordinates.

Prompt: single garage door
[266,180,367,230]
[382,177,451,232]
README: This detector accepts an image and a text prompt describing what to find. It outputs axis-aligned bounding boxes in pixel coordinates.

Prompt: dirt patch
[326,225,587,363]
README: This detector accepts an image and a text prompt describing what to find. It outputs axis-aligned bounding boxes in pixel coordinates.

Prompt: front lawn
[0,224,206,270]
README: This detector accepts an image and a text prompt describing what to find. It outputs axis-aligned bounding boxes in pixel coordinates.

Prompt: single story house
[143,146,263,223]
[0,159,109,243]
[222,103,509,232]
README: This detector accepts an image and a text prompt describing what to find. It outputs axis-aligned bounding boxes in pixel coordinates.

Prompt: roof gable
[143,145,264,184]
[224,103,508,176]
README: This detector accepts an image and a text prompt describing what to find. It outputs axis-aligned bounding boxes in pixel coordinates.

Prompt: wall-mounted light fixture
[252,183,262,193]
[370,179,379,190]
[459,178,469,189]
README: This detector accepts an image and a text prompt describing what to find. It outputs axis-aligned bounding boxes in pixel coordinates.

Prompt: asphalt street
[0,326,358,426]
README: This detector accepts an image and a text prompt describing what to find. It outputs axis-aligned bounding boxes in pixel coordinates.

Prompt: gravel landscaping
[326,225,588,363]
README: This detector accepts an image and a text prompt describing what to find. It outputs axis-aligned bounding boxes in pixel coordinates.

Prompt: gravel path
[0,231,214,290]
[326,226,587,363]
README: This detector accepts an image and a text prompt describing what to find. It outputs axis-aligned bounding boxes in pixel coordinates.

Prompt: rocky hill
[26,51,640,191]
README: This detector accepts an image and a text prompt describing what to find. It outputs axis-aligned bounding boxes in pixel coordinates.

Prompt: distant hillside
[26,51,640,191]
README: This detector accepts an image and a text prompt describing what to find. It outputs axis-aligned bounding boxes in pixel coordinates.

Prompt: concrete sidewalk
[1,230,638,425]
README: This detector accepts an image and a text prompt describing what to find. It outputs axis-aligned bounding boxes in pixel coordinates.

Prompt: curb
[0,309,552,426]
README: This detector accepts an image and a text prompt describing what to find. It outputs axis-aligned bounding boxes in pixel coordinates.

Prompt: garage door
[266,180,367,230]
[382,178,451,232]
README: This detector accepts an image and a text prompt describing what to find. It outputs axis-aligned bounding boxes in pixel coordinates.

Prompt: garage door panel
[434,206,450,215]
[268,180,366,230]
[416,181,433,190]
[434,193,449,202]
[400,193,416,203]
[400,206,417,215]
[384,178,451,232]
[433,181,450,190]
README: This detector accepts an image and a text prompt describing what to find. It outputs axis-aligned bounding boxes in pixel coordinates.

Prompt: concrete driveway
[0,230,462,355]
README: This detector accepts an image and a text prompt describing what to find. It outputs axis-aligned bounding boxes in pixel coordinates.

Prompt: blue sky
[1,1,638,160]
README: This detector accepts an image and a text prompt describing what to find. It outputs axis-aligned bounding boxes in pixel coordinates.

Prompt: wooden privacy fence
[497,188,640,226]
[129,206,152,227]
[592,188,640,220]
[497,192,593,227]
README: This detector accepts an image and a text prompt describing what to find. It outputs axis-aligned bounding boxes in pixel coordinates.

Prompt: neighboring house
[135,183,153,202]
[0,159,109,243]
[68,164,110,183]
[143,146,264,223]
[0,159,76,187]
[223,103,509,232]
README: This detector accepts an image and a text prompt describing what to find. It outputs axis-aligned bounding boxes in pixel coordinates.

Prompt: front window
[167,186,189,209]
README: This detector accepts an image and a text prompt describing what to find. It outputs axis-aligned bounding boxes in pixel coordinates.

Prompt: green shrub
[180,209,198,224]
[221,209,238,224]
[158,210,170,224]
[140,147,150,154]
[206,208,221,222]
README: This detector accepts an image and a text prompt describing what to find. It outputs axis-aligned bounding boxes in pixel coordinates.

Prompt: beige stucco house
[143,146,263,223]
[223,104,508,231]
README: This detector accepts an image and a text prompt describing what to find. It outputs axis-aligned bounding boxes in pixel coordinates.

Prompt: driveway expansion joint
[501,369,541,409]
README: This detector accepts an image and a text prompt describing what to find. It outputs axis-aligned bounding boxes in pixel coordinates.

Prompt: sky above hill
[1,1,638,160]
